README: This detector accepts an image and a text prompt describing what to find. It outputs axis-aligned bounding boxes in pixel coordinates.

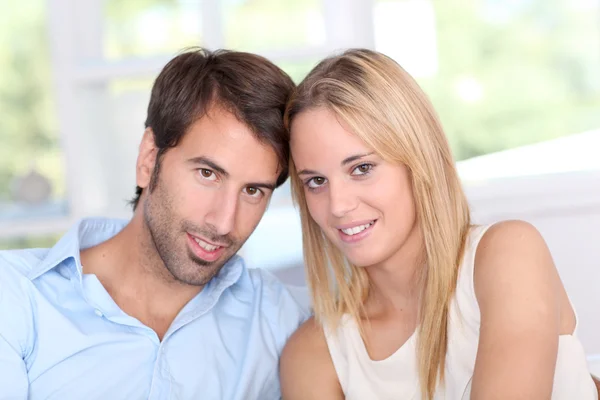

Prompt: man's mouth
[187,233,229,262]
[192,236,222,252]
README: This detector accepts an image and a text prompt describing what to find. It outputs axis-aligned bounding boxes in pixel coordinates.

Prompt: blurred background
[1,0,599,370]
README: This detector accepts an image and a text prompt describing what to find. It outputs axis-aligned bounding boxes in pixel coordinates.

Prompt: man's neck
[80,215,203,340]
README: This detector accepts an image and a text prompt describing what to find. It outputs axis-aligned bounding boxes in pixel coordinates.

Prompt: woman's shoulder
[477,219,543,249]
[453,220,565,327]
[282,316,327,356]
[464,220,548,278]
[473,219,552,281]
[280,317,344,399]
[472,219,576,333]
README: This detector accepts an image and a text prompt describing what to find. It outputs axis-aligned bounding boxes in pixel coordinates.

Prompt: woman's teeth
[341,221,375,236]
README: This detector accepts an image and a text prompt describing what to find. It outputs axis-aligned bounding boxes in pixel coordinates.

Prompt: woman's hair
[285,49,471,400]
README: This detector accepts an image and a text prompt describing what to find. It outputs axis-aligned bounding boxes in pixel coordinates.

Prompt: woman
[280,49,597,399]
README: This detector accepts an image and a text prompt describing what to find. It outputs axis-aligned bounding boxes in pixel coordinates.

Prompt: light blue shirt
[0,218,309,400]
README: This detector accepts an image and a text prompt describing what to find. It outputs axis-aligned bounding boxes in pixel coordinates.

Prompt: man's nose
[204,188,239,236]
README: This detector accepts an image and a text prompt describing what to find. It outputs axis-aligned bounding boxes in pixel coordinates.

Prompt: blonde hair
[285,49,471,399]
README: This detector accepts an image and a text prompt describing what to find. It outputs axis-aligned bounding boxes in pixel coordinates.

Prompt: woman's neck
[365,224,425,315]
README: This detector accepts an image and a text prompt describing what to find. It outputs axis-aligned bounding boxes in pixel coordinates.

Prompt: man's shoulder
[245,267,311,332]
[0,247,49,281]
[247,268,310,312]
[0,248,42,352]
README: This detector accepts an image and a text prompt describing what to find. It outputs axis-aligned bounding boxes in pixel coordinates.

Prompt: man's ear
[136,128,158,190]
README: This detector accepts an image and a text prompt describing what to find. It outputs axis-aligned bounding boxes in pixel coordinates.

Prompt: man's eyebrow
[341,152,375,166]
[187,156,229,177]
[188,156,276,191]
[247,182,276,191]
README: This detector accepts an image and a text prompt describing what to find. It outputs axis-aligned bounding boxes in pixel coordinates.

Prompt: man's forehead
[179,133,279,179]
[190,108,251,140]
[162,102,279,175]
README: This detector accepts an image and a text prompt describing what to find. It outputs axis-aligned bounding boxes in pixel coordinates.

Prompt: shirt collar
[27,217,246,298]
[173,254,246,325]
[28,217,130,281]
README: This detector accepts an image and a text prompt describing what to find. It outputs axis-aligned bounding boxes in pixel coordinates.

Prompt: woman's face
[290,107,420,268]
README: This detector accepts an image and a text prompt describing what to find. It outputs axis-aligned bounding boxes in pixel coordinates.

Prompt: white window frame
[2,0,598,242]
[0,0,375,239]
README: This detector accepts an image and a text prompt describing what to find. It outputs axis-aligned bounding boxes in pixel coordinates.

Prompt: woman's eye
[352,163,373,175]
[199,169,216,181]
[307,177,327,188]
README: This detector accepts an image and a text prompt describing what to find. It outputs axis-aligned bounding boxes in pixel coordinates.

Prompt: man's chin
[169,250,234,285]
[170,267,218,287]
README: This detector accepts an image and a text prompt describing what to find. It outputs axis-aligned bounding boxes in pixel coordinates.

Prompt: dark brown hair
[131,47,295,209]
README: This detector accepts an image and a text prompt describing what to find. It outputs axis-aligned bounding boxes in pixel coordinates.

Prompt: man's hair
[131,47,295,210]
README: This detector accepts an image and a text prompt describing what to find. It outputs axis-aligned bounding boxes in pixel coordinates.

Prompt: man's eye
[244,187,263,198]
[199,169,216,181]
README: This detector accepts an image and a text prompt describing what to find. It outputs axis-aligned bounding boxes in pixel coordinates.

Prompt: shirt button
[94,309,104,317]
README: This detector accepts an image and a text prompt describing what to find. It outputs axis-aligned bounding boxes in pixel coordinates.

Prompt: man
[0,48,309,399]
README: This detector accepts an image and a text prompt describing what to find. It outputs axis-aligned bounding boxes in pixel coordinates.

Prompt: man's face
[137,105,280,286]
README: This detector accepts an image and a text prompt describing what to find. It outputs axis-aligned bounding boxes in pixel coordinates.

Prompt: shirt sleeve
[0,334,29,398]
[255,269,312,348]
[0,256,34,398]
[246,269,310,400]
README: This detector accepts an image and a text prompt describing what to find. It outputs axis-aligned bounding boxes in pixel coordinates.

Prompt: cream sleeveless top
[325,225,598,399]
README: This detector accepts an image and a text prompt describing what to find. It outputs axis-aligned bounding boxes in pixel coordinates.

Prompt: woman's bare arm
[471,220,574,399]
[280,317,344,400]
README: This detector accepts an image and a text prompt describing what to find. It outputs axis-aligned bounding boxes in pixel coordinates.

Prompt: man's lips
[187,232,230,248]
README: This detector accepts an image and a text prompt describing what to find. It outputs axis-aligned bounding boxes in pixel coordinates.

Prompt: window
[0,234,62,251]
[374,0,600,163]
[104,0,203,60]
[0,0,68,235]
[223,0,326,51]
[0,0,330,249]
[3,0,598,267]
